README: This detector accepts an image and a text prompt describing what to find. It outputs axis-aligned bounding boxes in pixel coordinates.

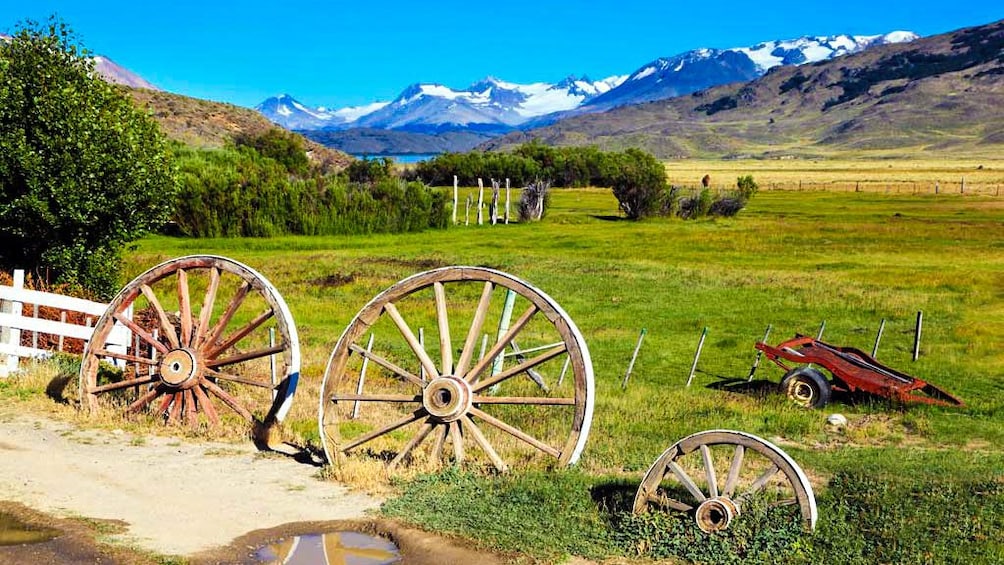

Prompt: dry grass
[664,157,1004,195]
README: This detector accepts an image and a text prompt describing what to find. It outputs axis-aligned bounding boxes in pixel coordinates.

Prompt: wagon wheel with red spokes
[79,255,300,436]
[318,266,594,473]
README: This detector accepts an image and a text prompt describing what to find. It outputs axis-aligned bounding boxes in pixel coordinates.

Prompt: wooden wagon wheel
[318,266,594,473]
[79,255,300,433]
[634,430,817,532]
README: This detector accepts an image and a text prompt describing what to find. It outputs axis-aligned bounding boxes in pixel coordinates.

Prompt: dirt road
[0,411,381,558]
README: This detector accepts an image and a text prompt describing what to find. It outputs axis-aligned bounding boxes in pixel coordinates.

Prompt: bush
[518,180,550,222]
[346,156,394,183]
[0,19,178,299]
[235,128,309,175]
[173,145,447,237]
[609,149,669,220]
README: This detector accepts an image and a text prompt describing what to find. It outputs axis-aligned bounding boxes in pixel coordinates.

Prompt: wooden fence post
[621,328,647,390]
[477,178,484,225]
[505,178,511,224]
[872,318,886,358]
[452,175,458,225]
[686,327,708,387]
[1,269,25,375]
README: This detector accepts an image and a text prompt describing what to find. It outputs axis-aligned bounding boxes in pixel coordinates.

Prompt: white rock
[827,413,848,427]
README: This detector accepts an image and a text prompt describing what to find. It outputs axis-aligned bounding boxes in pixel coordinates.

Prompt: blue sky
[2,1,1000,110]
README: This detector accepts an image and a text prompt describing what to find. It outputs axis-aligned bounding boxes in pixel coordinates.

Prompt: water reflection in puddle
[256,530,400,564]
[0,512,61,546]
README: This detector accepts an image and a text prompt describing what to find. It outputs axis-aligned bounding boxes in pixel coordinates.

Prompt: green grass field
[7,184,1003,563]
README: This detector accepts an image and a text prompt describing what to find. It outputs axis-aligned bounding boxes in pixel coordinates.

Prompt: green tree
[609,148,668,220]
[0,18,178,298]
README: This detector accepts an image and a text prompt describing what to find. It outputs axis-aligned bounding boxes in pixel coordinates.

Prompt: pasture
[5,167,1003,563]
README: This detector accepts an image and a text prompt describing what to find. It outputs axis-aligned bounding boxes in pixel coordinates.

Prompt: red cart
[755,335,964,408]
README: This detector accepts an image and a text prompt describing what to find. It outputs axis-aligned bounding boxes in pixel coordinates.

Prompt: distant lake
[352,154,438,164]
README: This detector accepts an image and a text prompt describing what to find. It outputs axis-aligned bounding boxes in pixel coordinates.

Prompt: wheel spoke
[331,393,421,403]
[743,464,780,499]
[648,491,694,513]
[384,302,440,380]
[434,282,453,376]
[112,312,169,355]
[183,388,197,426]
[206,343,285,368]
[125,385,164,413]
[387,420,436,471]
[431,424,448,463]
[168,392,183,423]
[340,408,427,452]
[464,304,537,384]
[723,444,745,497]
[193,384,220,426]
[769,498,799,508]
[92,348,159,367]
[348,343,424,388]
[140,284,180,349]
[455,281,494,378]
[194,267,221,348]
[87,375,155,395]
[205,309,275,359]
[668,461,707,503]
[205,368,275,389]
[177,269,194,347]
[203,280,251,350]
[469,406,560,458]
[701,444,719,498]
[462,415,508,472]
[450,420,465,463]
[472,343,567,394]
[471,395,575,405]
[202,378,254,420]
[156,390,174,414]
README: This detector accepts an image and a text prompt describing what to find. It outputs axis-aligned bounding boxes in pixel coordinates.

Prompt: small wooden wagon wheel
[79,255,300,433]
[634,430,816,532]
[318,266,594,473]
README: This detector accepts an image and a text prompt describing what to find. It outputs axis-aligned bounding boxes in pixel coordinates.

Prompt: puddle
[0,512,61,546]
[255,530,400,564]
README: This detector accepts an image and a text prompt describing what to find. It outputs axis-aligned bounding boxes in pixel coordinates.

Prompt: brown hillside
[484,20,1004,159]
[125,88,353,170]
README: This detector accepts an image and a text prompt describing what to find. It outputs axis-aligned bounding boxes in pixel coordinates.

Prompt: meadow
[5,168,1003,563]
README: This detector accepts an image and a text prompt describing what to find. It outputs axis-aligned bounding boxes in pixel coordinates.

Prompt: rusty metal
[756,335,963,407]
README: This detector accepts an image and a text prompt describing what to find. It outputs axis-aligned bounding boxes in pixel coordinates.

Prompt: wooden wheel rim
[79,255,301,427]
[633,429,817,531]
[318,266,595,472]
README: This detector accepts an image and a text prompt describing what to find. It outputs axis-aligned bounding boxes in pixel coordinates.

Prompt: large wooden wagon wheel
[634,430,817,532]
[318,266,594,473]
[79,255,300,433]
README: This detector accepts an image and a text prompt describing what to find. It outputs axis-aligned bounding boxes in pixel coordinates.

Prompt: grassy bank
[8,178,1003,563]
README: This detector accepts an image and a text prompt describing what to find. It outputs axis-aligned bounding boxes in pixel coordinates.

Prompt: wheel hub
[159,348,200,389]
[695,497,739,533]
[422,376,472,422]
[791,381,815,403]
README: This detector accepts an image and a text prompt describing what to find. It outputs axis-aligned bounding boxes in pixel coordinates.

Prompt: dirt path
[0,411,381,558]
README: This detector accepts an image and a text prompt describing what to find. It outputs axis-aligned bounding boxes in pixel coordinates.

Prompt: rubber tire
[781,367,831,409]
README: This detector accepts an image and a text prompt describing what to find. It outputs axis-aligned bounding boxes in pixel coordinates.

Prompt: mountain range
[256,31,917,153]
[483,20,1004,159]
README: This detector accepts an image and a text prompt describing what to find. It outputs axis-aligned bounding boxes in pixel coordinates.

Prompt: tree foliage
[0,19,178,298]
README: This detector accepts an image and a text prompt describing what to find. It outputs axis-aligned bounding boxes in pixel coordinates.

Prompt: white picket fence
[0,269,132,376]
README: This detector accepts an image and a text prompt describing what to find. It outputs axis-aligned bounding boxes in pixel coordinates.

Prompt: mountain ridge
[481,20,1004,159]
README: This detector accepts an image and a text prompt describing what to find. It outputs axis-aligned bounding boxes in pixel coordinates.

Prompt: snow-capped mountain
[255,29,918,151]
[257,75,626,133]
[585,31,918,110]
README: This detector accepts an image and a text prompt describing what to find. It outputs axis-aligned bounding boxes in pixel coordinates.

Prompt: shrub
[235,128,309,175]
[0,19,178,298]
[346,156,394,183]
[518,180,550,222]
[609,149,669,220]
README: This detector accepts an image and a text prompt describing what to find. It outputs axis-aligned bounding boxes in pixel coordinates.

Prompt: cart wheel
[634,430,817,532]
[318,266,594,473]
[781,367,831,409]
[79,255,300,433]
